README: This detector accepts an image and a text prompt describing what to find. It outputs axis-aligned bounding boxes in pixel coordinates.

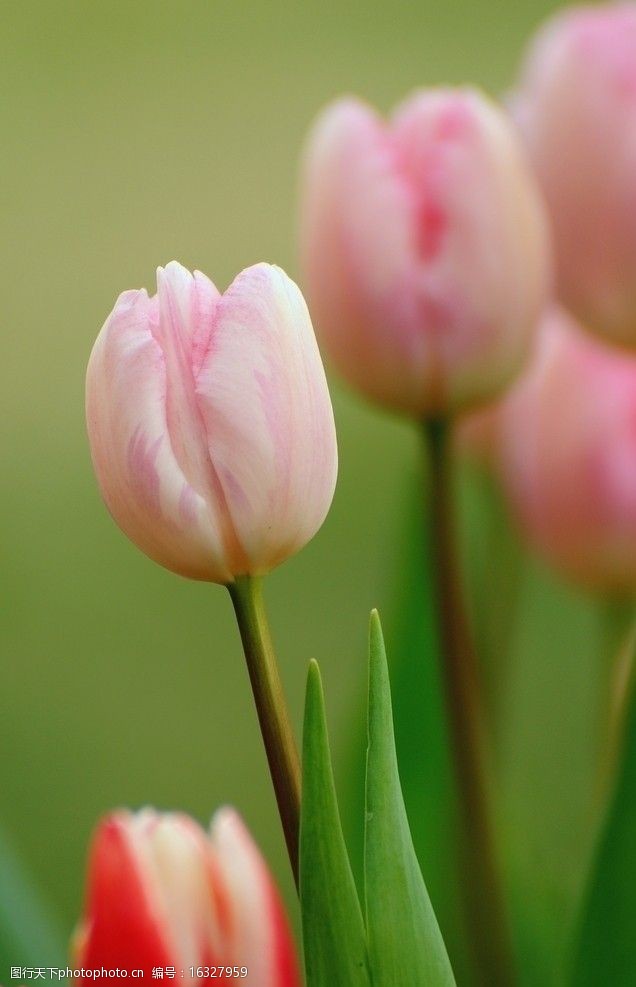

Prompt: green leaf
[569,632,636,986]
[0,826,67,979]
[365,610,456,986]
[338,481,467,979]
[300,659,371,987]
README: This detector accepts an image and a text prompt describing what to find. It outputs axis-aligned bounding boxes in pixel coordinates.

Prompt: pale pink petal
[155,262,223,508]
[300,97,427,411]
[86,288,231,581]
[195,263,337,573]
[391,89,550,408]
[300,97,375,350]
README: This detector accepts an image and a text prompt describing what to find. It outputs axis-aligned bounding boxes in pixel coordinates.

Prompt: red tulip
[73,808,300,987]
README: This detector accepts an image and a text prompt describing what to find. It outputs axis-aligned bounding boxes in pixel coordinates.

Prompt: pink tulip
[73,807,301,986]
[514,3,636,346]
[494,306,636,591]
[299,88,550,416]
[86,262,337,582]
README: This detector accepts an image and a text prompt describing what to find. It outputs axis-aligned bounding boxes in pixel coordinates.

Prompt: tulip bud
[74,807,300,986]
[494,306,636,591]
[86,262,338,583]
[513,3,636,346]
[299,88,550,416]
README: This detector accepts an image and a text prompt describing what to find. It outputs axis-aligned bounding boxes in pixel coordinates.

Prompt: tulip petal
[301,98,428,411]
[155,263,221,505]
[133,812,222,972]
[86,288,232,581]
[391,89,549,406]
[77,814,174,979]
[195,263,337,574]
[209,808,301,986]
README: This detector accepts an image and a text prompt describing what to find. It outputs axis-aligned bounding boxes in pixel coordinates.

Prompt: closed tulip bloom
[74,808,300,986]
[300,88,550,416]
[86,262,337,582]
[514,3,636,346]
[496,307,636,591]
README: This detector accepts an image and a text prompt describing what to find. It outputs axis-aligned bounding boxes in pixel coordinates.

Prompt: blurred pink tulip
[514,3,636,346]
[495,306,636,591]
[300,88,550,416]
[86,262,337,582]
[74,808,300,987]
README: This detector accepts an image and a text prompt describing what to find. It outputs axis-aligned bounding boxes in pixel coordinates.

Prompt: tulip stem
[423,417,515,986]
[229,575,301,889]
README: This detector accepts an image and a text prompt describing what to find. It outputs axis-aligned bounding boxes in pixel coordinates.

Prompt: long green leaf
[300,659,371,987]
[0,826,66,979]
[365,610,455,986]
[569,634,636,985]
[339,482,466,978]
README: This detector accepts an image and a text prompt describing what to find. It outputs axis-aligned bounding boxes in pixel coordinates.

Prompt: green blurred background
[1,0,579,966]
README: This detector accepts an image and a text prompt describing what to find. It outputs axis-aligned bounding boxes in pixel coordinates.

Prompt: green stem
[228,575,301,889]
[424,418,515,987]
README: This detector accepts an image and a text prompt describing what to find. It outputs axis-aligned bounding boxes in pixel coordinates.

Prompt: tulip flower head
[86,262,337,583]
[74,807,300,986]
[495,306,636,592]
[513,3,636,346]
[300,87,550,416]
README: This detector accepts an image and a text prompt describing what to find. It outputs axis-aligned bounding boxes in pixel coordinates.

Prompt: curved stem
[228,575,301,889]
[424,418,515,986]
